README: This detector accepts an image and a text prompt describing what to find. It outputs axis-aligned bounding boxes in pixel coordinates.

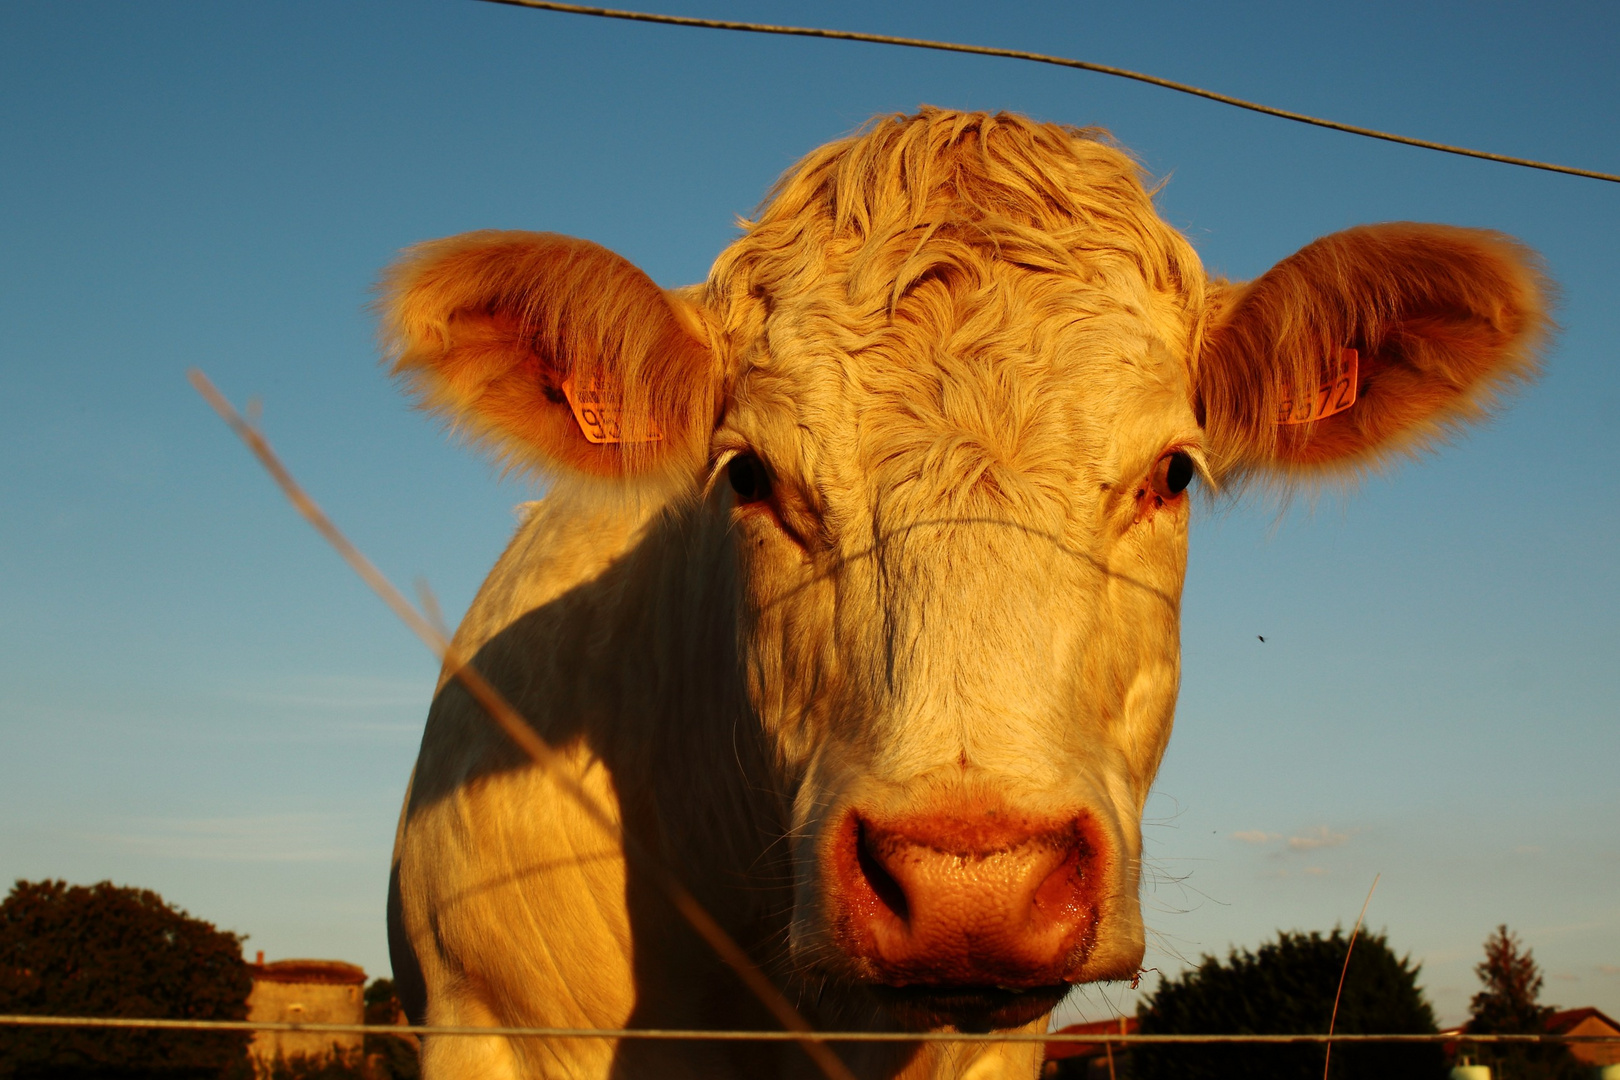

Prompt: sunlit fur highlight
[379,231,717,482]
[1200,222,1550,480]
[707,109,1210,499]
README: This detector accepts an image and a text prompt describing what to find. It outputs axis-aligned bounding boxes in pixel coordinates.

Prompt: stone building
[246,952,366,1074]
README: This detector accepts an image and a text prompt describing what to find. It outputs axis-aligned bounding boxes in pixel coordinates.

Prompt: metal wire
[3,1015,1618,1046]
[470,0,1620,185]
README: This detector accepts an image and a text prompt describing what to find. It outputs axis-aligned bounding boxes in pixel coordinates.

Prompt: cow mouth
[869,983,1071,1031]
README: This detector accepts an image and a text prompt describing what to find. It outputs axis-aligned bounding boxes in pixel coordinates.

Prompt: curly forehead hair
[707,107,1210,349]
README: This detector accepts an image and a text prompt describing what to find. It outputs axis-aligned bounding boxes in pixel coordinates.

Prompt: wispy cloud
[217,675,430,713]
[1598,965,1620,977]
[1233,825,1355,854]
[1528,914,1620,941]
[85,814,361,862]
[1288,826,1350,851]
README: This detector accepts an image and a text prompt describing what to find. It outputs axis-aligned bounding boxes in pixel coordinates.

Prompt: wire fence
[181,0,1619,1045]
[10,6,1613,1075]
[4,1015,1619,1047]
[473,0,1620,185]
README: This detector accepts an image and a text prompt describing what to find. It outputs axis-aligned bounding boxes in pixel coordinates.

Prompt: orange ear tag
[559,375,664,445]
[1277,347,1359,426]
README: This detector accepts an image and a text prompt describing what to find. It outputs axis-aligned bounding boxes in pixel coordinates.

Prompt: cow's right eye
[727,453,772,504]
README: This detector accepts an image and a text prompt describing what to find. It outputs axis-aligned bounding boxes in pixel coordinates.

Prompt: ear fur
[378,231,718,481]
[1198,223,1552,479]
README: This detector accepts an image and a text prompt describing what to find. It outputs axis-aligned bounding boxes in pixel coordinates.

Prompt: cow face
[381,110,1546,1031]
[708,184,1203,1028]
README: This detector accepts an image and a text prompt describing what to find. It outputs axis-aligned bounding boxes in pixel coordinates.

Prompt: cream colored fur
[383,109,1548,1080]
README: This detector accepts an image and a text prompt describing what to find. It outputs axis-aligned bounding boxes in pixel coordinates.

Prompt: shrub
[1133,928,1446,1080]
[0,880,252,1080]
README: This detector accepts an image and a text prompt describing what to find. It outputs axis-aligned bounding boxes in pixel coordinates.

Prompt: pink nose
[829,809,1099,988]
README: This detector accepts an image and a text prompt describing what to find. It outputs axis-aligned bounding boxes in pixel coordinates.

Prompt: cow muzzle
[825,807,1105,1029]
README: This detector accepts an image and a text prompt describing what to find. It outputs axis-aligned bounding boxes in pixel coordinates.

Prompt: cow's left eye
[727,453,772,504]
[1151,451,1195,499]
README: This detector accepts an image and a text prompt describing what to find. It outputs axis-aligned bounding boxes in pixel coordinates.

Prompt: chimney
[256,951,264,966]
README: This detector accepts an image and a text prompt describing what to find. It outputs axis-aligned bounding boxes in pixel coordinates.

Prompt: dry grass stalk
[188,369,856,1080]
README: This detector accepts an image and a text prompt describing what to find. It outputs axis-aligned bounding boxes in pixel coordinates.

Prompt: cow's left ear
[378,231,720,483]
[1196,223,1551,479]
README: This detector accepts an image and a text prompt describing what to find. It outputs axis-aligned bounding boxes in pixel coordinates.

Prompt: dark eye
[1152,451,1196,499]
[727,453,771,504]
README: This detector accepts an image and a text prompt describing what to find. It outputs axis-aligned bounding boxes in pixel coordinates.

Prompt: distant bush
[0,879,252,1080]
[1134,928,1446,1080]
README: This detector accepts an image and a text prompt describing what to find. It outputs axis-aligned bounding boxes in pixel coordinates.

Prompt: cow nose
[831,810,1100,989]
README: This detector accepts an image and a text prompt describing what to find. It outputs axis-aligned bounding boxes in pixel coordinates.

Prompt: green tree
[0,880,252,1080]
[1134,928,1446,1080]
[1463,925,1581,1080]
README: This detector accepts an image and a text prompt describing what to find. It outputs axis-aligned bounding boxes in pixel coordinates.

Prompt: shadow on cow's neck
[401,499,807,1057]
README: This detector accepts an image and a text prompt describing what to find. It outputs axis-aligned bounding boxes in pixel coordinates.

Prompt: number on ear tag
[1277,347,1359,426]
[560,375,664,445]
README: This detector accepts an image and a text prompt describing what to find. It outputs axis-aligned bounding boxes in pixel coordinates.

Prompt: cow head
[379,110,1546,1031]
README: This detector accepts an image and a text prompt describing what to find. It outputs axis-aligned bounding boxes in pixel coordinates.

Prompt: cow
[381,108,1547,1080]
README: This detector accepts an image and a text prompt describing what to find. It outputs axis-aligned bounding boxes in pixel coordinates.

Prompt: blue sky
[1,0,1616,1028]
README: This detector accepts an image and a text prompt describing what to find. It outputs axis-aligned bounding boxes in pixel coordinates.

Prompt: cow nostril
[1032,835,1088,920]
[855,818,909,922]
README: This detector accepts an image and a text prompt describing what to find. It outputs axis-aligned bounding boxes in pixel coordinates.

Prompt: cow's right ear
[378,231,720,480]
[1194,223,1550,481]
